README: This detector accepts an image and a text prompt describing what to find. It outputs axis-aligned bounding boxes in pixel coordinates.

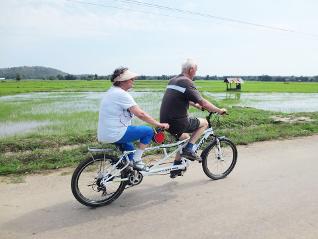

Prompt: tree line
[6,73,318,82]
[2,66,318,82]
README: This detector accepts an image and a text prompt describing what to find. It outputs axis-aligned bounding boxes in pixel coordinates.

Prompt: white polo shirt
[97,86,137,143]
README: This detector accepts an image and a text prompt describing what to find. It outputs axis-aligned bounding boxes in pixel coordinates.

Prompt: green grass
[1,79,318,96]
[0,80,112,96]
[1,105,317,175]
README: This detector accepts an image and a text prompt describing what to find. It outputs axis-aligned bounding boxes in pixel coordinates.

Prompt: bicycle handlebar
[201,109,227,116]
[201,109,227,128]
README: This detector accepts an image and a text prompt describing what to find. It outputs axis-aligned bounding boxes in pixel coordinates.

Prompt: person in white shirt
[98,67,169,171]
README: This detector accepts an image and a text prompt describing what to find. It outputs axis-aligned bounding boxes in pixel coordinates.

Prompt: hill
[0,66,68,79]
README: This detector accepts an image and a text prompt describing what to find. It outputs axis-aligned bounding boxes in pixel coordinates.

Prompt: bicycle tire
[201,138,237,180]
[71,154,127,207]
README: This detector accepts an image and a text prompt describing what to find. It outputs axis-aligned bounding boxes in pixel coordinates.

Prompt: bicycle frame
[89,138,190,181]
[142,138,189,176]
[88,125,221,185]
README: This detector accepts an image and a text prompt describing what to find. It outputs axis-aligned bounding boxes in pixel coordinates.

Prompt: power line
[66,0,318,38]
[110,0,318,37]
[65,0,205,21]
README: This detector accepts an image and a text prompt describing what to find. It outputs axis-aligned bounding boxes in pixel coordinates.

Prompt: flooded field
[1,91,317,137]
[206,92,318,113]
[0,92,162,137]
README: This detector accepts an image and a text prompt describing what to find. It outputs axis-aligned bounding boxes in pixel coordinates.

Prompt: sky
[1,0,318,76]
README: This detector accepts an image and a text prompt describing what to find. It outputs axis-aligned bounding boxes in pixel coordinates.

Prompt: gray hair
[182,58,197,73]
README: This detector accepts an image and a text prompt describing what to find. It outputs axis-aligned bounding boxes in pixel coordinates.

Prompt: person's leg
[115,142,134,161]
[132,125,153,163]
[170,133,190,178]
[181,117,208,161]
[115,125,154,170]
[174,133,190,161]
[170,118,208,178]
[188,118,208,144]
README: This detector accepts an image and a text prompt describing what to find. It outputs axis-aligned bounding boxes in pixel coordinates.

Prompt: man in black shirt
[160,59,226,177]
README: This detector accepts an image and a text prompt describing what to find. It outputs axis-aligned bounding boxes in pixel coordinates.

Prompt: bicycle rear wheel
[201,138,237,180]
[71,154,127,207]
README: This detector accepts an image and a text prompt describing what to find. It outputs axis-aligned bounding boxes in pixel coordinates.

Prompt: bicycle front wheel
[201,138,237,180]
[71,154,127,207]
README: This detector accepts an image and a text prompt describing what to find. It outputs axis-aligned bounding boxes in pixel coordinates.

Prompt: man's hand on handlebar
[201,107,227,115]
[219,108,227,115]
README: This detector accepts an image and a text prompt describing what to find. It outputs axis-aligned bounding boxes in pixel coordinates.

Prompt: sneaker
[181,148,202,162]
[133,161,149,171]
[170,160,183,179]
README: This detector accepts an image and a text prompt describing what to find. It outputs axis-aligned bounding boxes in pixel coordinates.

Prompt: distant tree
[48,76,56,80]
[161,75,168,80]
[16,73,21,81]
[94,74,98,80]
[139,75,147,80]
[87,75,94,80]
[65,74,77,80]
[258,75,272,81]
[104,75,111,80]
[57,74,64,80]
[297,76,309,82]
[98,75,108,80]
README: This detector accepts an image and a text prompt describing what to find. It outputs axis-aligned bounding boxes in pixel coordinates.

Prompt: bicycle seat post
[163,148,168,157]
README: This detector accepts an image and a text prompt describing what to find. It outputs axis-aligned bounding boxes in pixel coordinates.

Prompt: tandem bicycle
[71,111,238,207]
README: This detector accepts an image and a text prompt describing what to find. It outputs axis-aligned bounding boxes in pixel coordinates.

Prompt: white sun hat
[113,69,138,82]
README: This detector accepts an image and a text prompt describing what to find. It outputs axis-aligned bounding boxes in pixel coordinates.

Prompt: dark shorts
[166,117,200,138]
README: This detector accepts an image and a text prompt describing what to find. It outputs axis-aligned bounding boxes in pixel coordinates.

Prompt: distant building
[224,77,244,91]
[0,77,5,80]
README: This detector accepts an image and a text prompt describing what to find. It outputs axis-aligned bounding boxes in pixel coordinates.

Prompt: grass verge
[1,107,317,175]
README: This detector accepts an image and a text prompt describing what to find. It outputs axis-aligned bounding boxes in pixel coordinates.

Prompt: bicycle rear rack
[88,147,114,153]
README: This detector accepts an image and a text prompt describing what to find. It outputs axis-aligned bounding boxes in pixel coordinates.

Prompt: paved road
[1,135,318,239]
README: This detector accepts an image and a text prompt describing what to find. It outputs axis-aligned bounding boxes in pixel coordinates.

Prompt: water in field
[0,121,51,137]
[0,91,162,114]
[205,92,318,113]
[0,91,317,137]
[0,92,163,137]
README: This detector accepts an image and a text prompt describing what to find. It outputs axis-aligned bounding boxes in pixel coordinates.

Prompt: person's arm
[197,99,227,114]
[129,105,169,129]
[189,101,202,110]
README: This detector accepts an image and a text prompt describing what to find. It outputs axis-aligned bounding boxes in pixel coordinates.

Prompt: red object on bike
[153,128,165,144]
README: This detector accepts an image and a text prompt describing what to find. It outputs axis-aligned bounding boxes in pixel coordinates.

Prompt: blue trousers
[115,125,154,161]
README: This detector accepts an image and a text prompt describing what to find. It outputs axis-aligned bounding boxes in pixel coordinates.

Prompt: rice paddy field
[0,80,318,175]
[1,80,318,96]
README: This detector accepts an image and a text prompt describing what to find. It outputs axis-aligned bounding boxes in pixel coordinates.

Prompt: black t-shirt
[160,74,203,134]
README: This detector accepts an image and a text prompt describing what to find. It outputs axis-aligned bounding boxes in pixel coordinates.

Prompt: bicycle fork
[215,138,225,161]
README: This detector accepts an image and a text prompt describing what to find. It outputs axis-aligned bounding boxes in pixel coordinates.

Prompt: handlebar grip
[200,108,228,115]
